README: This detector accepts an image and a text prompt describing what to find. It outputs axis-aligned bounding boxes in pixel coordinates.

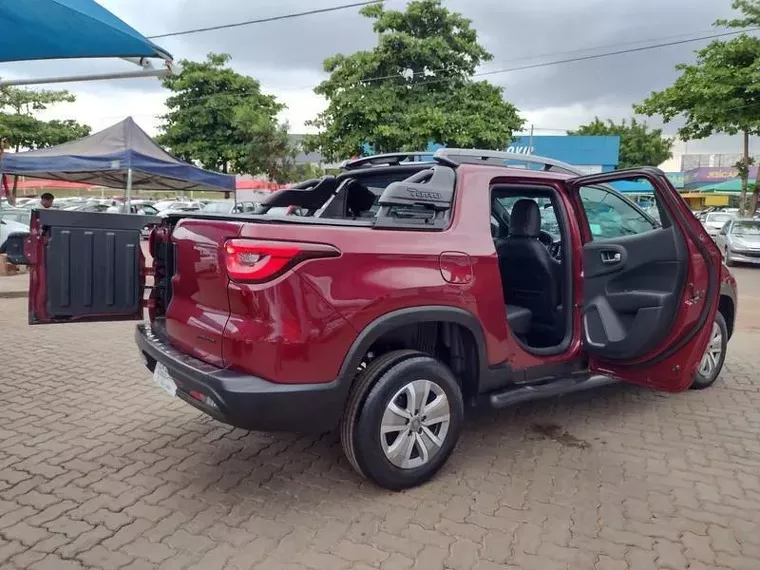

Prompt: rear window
[706,213,733,223]
[731,221,760,234]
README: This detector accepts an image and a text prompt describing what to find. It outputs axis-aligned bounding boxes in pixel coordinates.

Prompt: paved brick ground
[0,274,27,299]
[1,290,759,569]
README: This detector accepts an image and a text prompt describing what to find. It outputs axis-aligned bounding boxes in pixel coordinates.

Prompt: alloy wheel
[380,379,451,469]
[698,321,723,378]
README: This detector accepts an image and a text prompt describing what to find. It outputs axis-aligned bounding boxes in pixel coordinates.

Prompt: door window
[496,196,560,237]
[579,185,658,240]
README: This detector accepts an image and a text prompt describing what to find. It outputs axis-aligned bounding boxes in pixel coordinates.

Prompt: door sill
[513,331,572,356]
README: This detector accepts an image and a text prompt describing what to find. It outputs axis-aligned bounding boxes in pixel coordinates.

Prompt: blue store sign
[504,135,620,174]
[423,135,620,174]
[362,135,621,174]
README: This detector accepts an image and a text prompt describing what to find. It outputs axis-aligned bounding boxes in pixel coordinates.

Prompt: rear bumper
[135,323,347,433]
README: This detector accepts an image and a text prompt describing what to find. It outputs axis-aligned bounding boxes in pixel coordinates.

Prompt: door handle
[600,250,622,264]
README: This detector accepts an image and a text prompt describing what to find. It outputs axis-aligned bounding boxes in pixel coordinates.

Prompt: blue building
[503,135,620,174]
[423,135,621,174]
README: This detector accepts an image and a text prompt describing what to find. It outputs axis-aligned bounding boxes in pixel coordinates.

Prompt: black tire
[690,311,728,390]
[340,350,420,478]
[340,350,464,490]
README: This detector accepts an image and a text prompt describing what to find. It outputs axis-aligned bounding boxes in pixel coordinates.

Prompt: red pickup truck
[22,149,736,490]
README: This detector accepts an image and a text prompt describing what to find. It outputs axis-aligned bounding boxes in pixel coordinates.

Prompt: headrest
[509,199,541,238]
[345,180,376,216]
[262,176,337,211]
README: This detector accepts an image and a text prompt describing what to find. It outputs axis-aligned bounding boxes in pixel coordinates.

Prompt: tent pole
[125,168,133,211]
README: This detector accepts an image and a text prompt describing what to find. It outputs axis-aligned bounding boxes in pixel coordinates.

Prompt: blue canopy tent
[0,117,235,202]
[0,0,175,86]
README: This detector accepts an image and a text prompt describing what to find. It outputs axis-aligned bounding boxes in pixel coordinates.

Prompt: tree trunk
[750,158,760,217]
[739,130,750,217]
[10,142,20,206]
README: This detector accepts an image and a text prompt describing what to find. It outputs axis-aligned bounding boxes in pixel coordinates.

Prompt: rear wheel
[340,350,464,490]
[691,312,728,390]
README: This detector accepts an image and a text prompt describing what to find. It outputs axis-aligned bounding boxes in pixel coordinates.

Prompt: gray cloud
[143,0,383,76]
[457,0,736,112]
[1,0,754,154]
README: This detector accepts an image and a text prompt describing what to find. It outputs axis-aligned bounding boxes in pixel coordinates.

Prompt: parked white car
[202,200,258,214]
[0,217,30,253]
[702,212,736,238]
[156,201,203,217]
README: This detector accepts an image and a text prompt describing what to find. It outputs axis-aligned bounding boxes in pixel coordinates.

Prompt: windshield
[202,201,233,213]
[706,213,733,223]
[731,221,760,235]
[0,210,31,225]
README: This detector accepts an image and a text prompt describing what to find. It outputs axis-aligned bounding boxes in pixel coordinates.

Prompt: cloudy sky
[2,0,757,160]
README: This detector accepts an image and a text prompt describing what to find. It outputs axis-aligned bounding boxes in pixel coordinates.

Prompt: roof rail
[432,148,584,175]
[340,152,435,171]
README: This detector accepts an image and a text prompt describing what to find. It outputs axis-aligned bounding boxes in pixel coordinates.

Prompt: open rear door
[25,209,159,324]
[566,168,721,392]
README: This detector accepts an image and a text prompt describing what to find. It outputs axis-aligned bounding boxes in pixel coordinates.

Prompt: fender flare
[336,305,489,391]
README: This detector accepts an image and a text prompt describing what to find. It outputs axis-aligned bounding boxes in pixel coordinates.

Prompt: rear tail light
[223,239,340,283]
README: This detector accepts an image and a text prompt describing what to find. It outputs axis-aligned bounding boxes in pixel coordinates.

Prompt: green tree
[0,87,91,203]
[635,35,760,215]
[715,0,760,27]
[39,120,92,147]
[267,143,325,184]
[0,87,90,152]
[714,0,760,213]
[636,0,760,214]
[158,53,289,175]
[569,117,673,169]
[306,0,523,161]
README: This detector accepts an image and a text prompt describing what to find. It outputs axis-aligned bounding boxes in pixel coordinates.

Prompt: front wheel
[691,312,728,390]
[341,350,464,490]
[722,246,736,267]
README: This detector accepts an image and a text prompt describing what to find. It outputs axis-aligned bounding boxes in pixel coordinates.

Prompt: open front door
[25,209,159,324]
[566,168,721,392]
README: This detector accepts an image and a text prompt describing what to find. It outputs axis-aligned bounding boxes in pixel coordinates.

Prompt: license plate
[153,363,177,397]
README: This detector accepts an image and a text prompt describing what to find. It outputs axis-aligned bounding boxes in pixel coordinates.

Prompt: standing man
[40,192,54,208]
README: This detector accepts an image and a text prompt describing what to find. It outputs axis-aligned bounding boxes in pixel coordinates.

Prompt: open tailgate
[25,209,159,324]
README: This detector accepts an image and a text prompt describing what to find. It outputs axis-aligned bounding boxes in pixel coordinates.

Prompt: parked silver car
[715,218,760,266]
[702,212,736,238]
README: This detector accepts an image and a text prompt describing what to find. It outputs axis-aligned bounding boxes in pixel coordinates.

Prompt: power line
[148,1,382,39]
[440,28,760,86]
[350,26,749,87]
[57,27,760,123]
[270,26,760,92]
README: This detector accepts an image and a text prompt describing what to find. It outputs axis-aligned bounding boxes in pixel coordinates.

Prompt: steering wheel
[548,240,562,260]
[538,230,563,261]
[537,230,553,248]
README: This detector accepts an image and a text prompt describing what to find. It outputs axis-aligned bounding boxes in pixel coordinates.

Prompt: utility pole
[528,124,534,152]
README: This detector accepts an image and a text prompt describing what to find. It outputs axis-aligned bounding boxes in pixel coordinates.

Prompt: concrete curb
[0,291,27,299]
